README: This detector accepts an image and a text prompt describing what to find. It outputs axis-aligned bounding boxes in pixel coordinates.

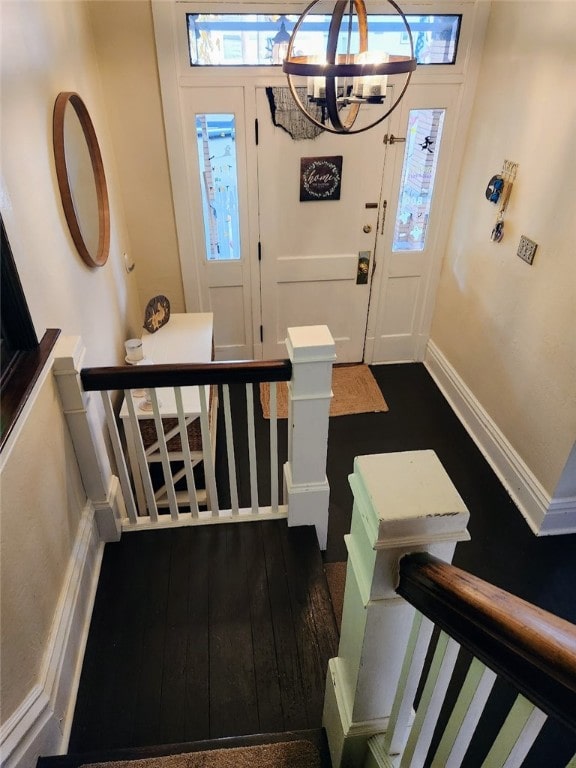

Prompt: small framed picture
[300,156,343,202]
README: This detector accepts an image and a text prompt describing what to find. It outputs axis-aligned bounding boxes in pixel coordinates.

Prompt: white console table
[120,313,214,515]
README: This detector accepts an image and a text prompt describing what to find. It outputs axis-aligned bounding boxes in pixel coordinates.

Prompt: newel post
[323,450,470,767]
[284,325,336,550]
[52,336,125,542]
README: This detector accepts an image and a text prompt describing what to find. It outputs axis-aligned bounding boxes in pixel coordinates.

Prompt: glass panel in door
[393,108,446,252]
[195,113,240,261]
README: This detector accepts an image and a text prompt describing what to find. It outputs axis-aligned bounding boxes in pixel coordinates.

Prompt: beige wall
[431,1,576,498]
[87,0,185,314]
[0,373,86,718]
[0,0,140,732]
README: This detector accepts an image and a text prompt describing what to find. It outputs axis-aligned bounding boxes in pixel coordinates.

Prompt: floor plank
[280,525,339,725]
[183,527,211,742]
[239,522,284,733]
[260,521,309,732]
[208,524,259,738]
[159,528,193,745]
[131,530,172,748]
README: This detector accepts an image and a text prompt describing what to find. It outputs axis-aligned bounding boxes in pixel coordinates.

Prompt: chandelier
[282,0,416,134]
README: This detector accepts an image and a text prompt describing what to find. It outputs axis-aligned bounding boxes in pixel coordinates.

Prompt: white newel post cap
[286,325,337,363]
[351,450,470,550]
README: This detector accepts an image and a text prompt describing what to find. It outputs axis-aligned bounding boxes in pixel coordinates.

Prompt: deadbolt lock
[363,224,372,233]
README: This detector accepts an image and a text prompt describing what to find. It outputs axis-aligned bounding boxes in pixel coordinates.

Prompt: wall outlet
[517,236,537,265]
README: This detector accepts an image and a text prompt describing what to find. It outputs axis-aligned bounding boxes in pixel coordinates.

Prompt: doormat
[260,364,388,419]
[80,740,320,768]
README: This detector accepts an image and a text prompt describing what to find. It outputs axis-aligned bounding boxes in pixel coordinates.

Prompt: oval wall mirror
[53,92,110,267]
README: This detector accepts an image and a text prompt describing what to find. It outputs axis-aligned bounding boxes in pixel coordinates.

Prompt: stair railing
[375,552,576,768]
[74,325,335,547]
[322,451,576,768]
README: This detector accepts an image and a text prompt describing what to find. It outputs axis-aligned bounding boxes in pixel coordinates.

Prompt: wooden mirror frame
[53,92,110,268]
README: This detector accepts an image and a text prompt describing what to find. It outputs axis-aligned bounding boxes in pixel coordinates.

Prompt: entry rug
[260,364,388,419]
[80,741,320,768]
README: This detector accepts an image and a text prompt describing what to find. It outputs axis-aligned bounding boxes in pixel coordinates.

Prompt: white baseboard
[1,502,104,768]
[425,341,576,536]
[540,495,576,535]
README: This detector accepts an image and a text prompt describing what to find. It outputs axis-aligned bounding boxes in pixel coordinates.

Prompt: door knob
[363,224,372,233]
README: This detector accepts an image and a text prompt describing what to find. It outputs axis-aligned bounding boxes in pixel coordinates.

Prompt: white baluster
[100,391,138,524]
[149,388,179,521]
[199,384,219,516]
[269,381,279,513]
[481,695,547,768]
[431,658,497,768]
[246,382,259,514]
[384,611,435,756]
[174,385,199,518]
[400,632,460,767]
[125,389,159,523]
[223,383,239,514]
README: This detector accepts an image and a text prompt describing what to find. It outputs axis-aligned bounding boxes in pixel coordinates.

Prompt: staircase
[32,336,575,768]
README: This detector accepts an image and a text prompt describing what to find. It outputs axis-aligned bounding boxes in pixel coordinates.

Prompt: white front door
[257,87,391,362]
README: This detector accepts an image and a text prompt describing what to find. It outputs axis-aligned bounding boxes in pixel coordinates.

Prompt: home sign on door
[299,156,343,202]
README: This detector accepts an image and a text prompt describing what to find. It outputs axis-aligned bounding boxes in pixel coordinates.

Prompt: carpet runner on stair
[77,741,320,768]
[37,730,331,768]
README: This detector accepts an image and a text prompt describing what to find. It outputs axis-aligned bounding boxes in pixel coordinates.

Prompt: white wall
[429,2,576,527]
[0,0,141,762]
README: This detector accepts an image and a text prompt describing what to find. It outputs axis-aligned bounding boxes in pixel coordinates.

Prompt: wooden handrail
[80,359,292,391]
[397,552,576,731]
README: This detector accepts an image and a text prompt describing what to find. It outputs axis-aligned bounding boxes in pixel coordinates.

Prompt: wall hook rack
[490,159,518,242]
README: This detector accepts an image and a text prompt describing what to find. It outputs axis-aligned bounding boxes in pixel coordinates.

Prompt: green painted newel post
[323,450,470,767]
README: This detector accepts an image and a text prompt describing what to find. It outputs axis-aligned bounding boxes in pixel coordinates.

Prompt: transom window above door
[186,13,461,67]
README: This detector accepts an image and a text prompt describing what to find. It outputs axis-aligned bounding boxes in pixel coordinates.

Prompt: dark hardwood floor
[69,363,575,764]
[69,521,338,754]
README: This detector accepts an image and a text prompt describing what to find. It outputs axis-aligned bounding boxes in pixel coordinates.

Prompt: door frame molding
[152,0,491,361]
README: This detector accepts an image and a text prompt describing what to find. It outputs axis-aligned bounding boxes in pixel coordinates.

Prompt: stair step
[37,729,331,768]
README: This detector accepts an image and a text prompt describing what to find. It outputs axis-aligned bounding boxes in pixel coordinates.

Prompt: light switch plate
[517,236,537,265]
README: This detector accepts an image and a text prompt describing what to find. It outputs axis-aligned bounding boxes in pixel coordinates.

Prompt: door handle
[383,134,406,145]
[357,252,371,284]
